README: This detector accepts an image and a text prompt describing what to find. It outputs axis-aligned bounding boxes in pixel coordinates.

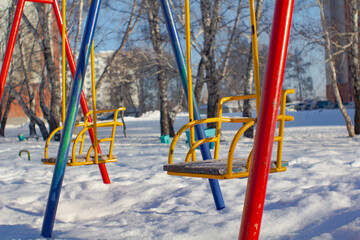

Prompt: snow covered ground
[1,108,360,239]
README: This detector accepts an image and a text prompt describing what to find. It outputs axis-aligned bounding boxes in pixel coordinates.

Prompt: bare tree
[145,0,171,136]
[318,0,355,137]
[346,0,360,134]
[21,3,62,134]
[94,0,142,93]
[0,0,16,136]
[0,88,14,136]
[286,49,312,102]
[169,0,244,129]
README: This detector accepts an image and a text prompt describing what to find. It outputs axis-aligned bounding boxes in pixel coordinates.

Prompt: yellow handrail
[44,107,125,165]
[184,0,196,162]
[61,0,66,124]
[44,123,85,159]
[276,89,295,168]
[249,0,261,115]
[227,120,255,177]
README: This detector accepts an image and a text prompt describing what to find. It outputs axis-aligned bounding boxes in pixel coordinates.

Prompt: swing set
[0,0,125,168]
[163,0,294,179]
[0,0,295,239]
[41,0,125,166]
[0,0,125,235]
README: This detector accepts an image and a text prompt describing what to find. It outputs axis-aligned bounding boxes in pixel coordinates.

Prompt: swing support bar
[160,0,225,210]
[238,0,294,239]
[41,0,102,237]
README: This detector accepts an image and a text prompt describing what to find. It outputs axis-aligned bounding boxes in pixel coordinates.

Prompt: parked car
[285,103,296,111]
[99,112,118,121]
[310,100,335,109]
[294,102,306,111]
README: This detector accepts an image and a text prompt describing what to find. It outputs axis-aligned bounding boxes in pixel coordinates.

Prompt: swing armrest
[168,117,254,164]
[43,123,85,159]
[83,107,126,124]
[217,94,256,118]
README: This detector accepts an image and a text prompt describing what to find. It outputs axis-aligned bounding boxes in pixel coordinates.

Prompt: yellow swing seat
[164,158,288,178]
[164,89,294,180]
[42,107,125,166]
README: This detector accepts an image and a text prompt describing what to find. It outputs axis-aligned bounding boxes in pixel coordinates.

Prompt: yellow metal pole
[90,0,99,164]
[61,0,66,124]
[249,0,261,115]
[185,0,195,162]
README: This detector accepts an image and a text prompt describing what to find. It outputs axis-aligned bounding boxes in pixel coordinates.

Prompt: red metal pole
[51,0,110,184]
[238,0,294,239]
[0,0,26,104]
[27,0,53,3]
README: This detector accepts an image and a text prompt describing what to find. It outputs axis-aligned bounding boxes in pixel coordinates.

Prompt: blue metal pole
[41,0,102,237]
[160,0,225,210]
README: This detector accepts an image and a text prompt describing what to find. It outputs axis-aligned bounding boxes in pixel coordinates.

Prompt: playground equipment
[18,149,31,160]
[41,0,125,167]
[164,89,294,179]
[41,106,125,166]
[40,0,119,236]
[0,0,113,184]
[0,0,124,237]
[162,0,295,239]
[40,0,127,237]
[160,0,225,210]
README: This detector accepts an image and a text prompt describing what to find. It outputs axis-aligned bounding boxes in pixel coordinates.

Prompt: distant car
[310,100,334,110]
[294,103,306,111]
[302,103,312,110]
[285,103,296,111]
[99,112,119,121]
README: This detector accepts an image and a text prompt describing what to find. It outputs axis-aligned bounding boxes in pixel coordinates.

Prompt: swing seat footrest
[41,154,117,166]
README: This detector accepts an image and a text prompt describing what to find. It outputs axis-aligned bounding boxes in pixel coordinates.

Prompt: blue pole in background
[160,0,225,210]
[41,0,102,237]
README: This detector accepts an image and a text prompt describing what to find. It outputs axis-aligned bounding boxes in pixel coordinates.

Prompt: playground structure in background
[0,0,125,237]
[0,0,115,184]
[42,106,125,166]
[41,0,126,167]
[0,0,295,239]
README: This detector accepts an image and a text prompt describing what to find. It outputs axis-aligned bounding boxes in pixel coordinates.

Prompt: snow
[1,108,360,239]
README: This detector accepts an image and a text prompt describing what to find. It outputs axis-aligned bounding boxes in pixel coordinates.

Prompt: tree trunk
[206,62,219,129]
[318,0,355,137]
[23,4,61,134]
[74,0,84,59]
[18,36,38,137]
[146,0,170,136]
[0,89,14,136]
[346,0,360,134]
[0,0,17,136]
[168,89,184,137]
[243,62,254,138]
[39,67,50,122]
[195,57,206,104]
[201,0,221,129]
[158,69,170,135]
[9,86,49,139]
[36,4,62,134]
